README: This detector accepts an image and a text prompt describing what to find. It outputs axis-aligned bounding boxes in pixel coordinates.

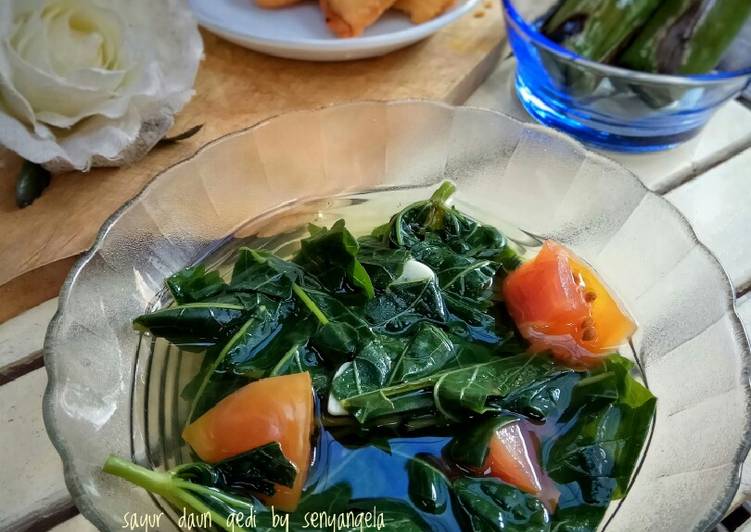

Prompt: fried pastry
[392,0,454,23]
[319,0,397,37]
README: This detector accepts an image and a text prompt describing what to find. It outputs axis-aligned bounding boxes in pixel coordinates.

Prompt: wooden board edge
[447,39,504,104]
[0,257,74,324]
[0,25,509,324]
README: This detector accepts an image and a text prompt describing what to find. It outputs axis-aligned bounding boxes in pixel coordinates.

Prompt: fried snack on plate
[256,0,302,8]
[392,0,454,23]
[320,0,397,37]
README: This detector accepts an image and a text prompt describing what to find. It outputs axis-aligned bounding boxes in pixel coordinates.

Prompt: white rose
[0,0,203,172]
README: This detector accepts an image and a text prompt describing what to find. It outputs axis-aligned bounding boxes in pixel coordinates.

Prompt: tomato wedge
[487,422,541,494]
[182,372,313,511]
[502,240,635,365]
[487,422,559,511]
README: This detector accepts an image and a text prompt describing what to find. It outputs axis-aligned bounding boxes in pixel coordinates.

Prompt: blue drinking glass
[501,0,751,152]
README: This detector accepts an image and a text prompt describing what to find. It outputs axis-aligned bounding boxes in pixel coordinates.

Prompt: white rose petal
[0,0,203,172]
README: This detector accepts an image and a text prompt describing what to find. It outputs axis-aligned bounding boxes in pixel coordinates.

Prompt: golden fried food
[392,0,454,23]
[319,0,397,37]
[255,0,302,8]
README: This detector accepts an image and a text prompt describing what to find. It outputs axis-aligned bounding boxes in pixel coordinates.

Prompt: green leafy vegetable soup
[105,183,656,532]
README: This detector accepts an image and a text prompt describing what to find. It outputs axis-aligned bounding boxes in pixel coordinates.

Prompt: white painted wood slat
[4,301,746,530]
[0,369,72,531]
[466,59,751,195]
[730,295,751,511]
[0,299,57,380]
[667,149,751,295]
[50,514,97,532]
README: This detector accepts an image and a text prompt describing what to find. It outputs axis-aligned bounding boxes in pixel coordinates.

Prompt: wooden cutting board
[0,5,506,323]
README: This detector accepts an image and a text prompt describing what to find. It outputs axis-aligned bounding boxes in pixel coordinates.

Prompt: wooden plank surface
[0,6,504,324]
[466,59,751,195]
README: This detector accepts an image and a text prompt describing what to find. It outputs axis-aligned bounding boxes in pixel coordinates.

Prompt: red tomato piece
[182,372,313,511]
[488,422,542,494]
[487,422,559,511]
[502,240,635,365]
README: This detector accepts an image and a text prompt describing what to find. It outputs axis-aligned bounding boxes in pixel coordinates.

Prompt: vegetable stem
[103,455,172,496]
[292,283,329,325]
[15,161,51,209]
[103,456,251,532]
[430,181,457,204]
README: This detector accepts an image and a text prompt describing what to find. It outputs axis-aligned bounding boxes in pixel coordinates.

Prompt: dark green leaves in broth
[126,183,654,532]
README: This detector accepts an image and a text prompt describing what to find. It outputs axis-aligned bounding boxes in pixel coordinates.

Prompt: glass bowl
[43,101,751,531]
[502,0,751,152]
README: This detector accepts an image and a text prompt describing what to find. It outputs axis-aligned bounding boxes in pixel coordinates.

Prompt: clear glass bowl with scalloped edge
[43,101,751,531]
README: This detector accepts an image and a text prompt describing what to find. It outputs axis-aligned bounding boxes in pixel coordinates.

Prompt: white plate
[188,0,480,61]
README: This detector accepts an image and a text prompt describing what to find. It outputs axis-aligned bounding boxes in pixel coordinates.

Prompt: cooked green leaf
[442,291,501,343]
[186,297,289,421]
[167,265,226,304]
[133,303,248,352]
[365,277,449,333]
[390,323,456,383]
[175,442,297,496]
[549,503,607,532]
[545,355,656,519]
[180,346,247,409]
[369,180,521,346]
[357,236,410,291]
[295,220,375,299]
[383,181,456,249]
[217,300,289,376]
[406,454,450,514]
[331,335,407,401]
[412,239,496,301]
[380,181,518,278]
[230,247,307,299]
[433,354,573,421]
[502,372,583,422]
[300,287,374,363]
[332,323,457,409]
[339,354,566,426]
[267,319,331,398]
[446,415,517,468]
[453,477,550,532]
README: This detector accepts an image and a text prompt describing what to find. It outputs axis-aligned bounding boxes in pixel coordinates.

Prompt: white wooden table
[2,56,750,532]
